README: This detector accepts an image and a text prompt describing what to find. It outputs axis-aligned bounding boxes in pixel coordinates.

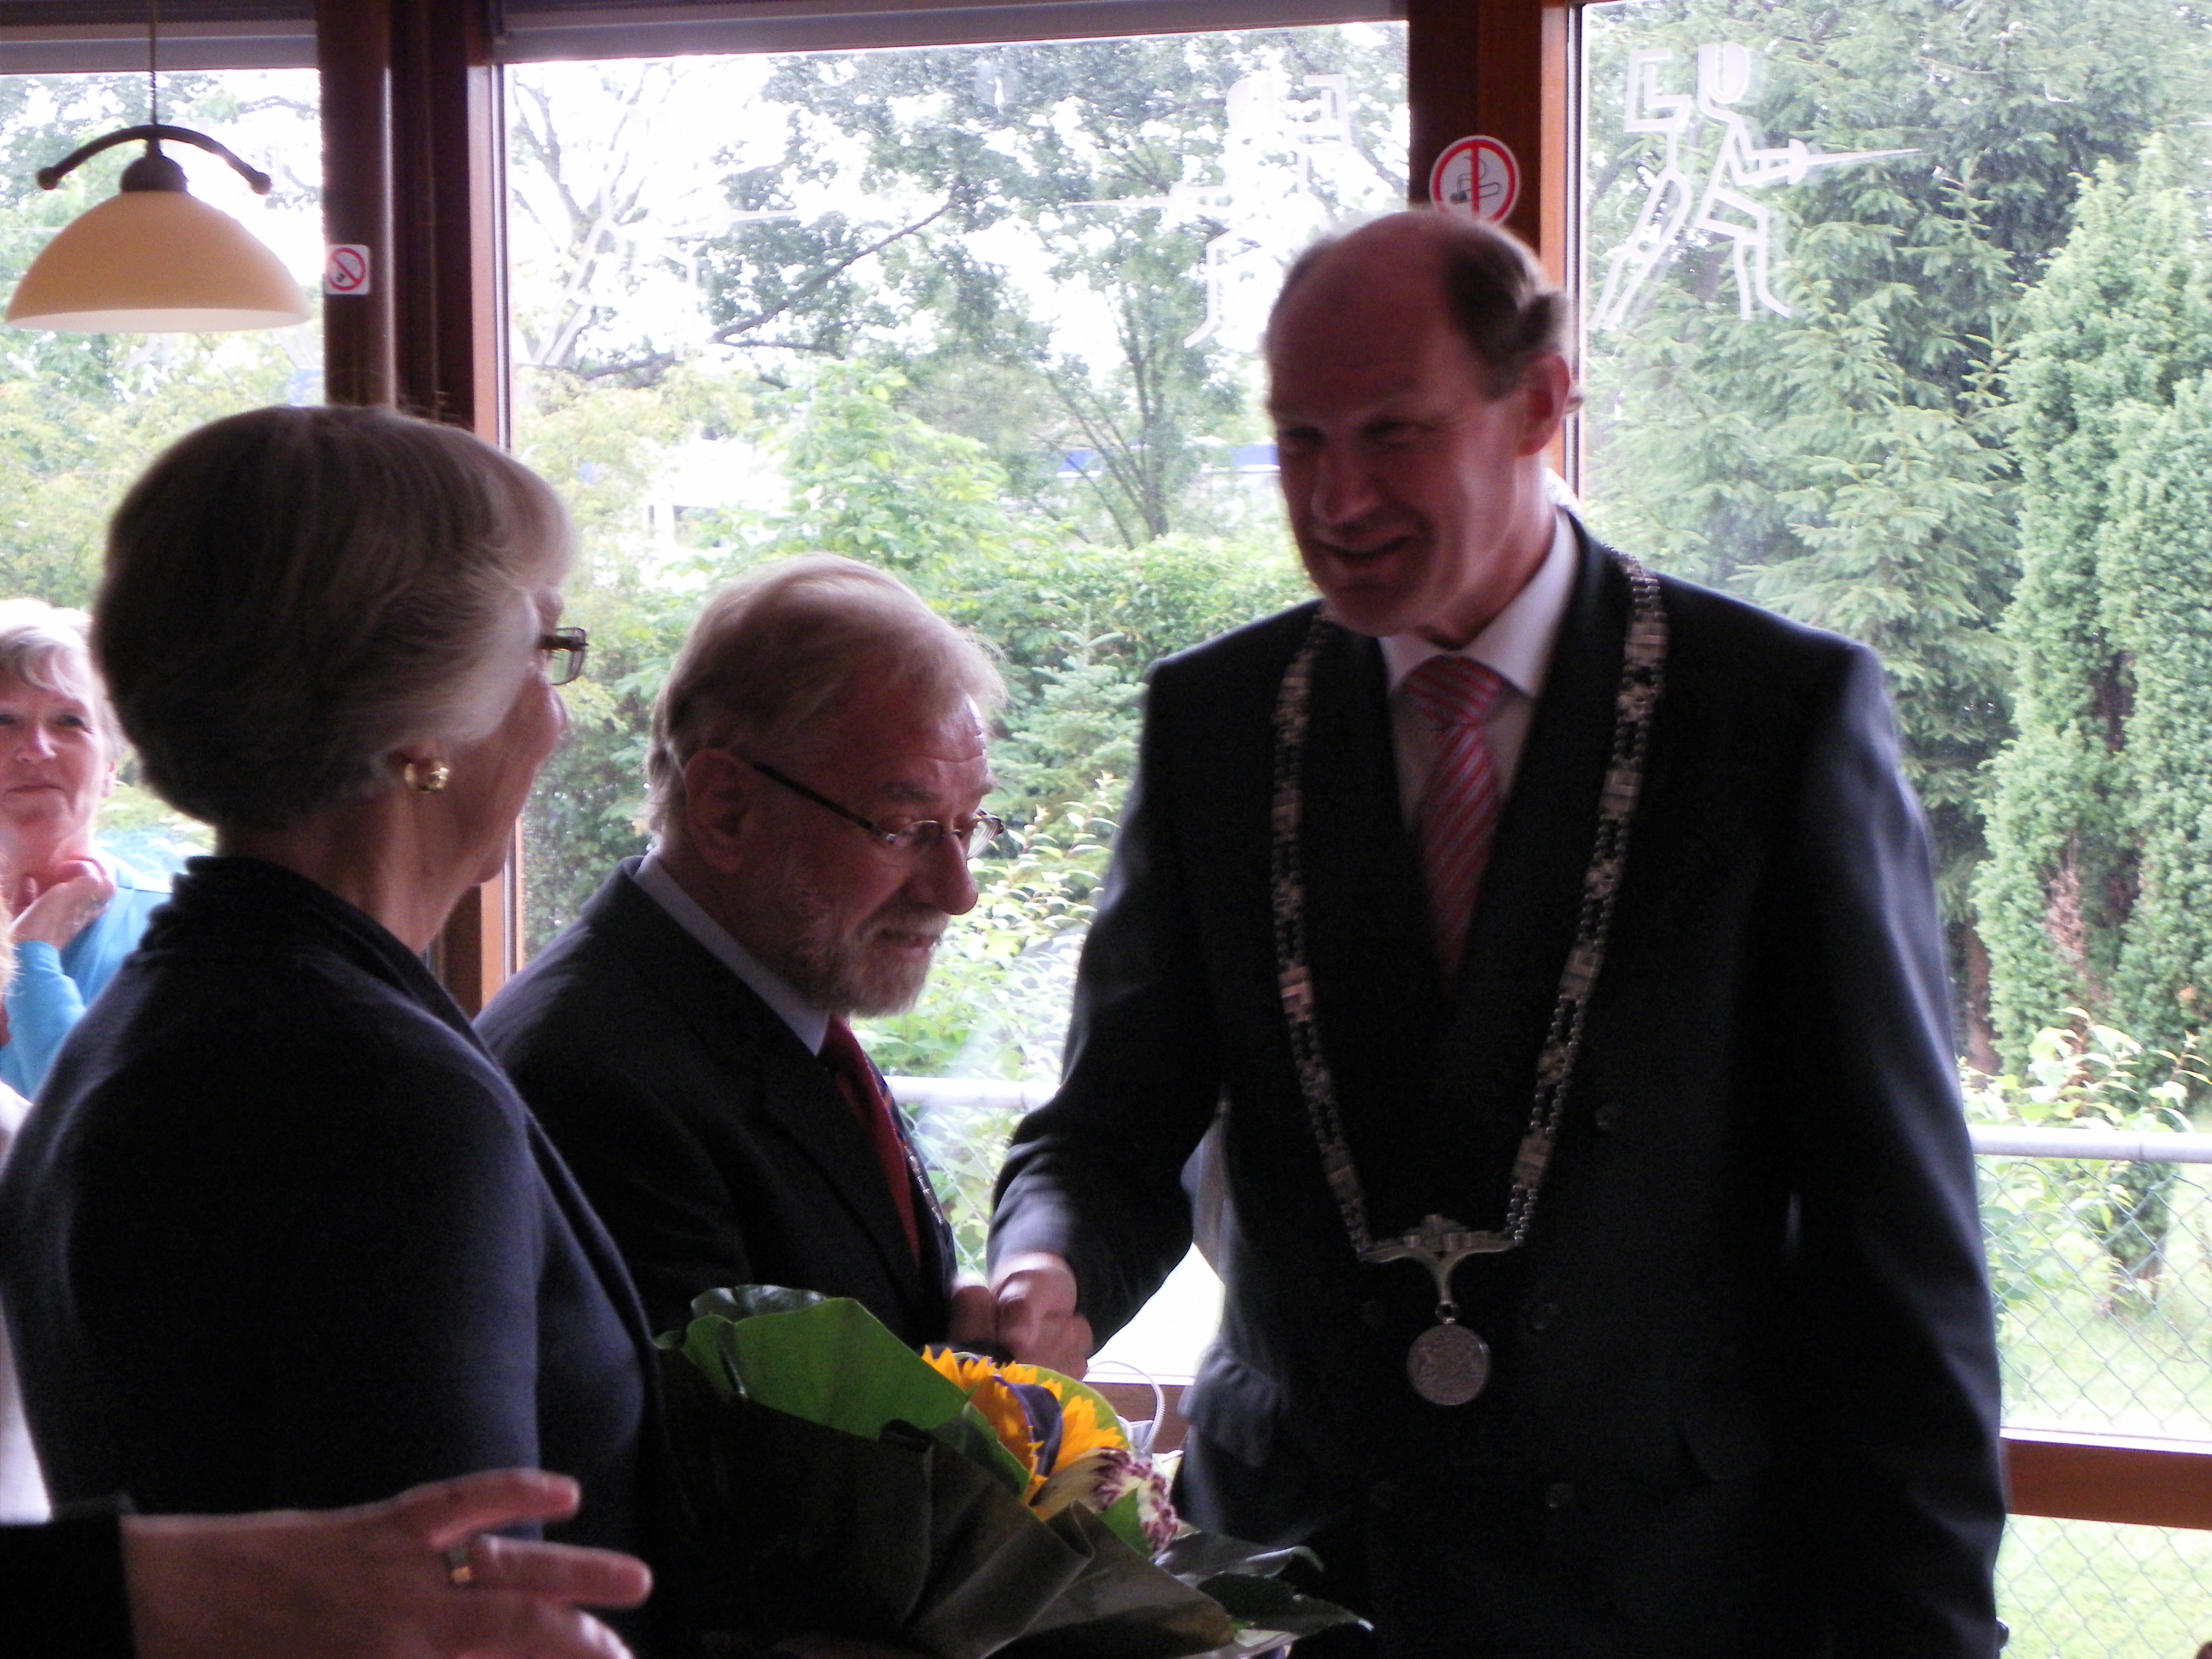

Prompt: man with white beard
[484,555,1001,1349]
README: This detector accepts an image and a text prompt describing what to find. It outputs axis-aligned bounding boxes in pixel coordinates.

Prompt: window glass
[1579,0,2212,1639]
[507,26,1406,1371]
[1,70,321,870]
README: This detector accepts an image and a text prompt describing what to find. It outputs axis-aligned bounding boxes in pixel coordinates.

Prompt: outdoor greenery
[1977,145,2212,1076]
[1580,0,2212,1080]
[1966,1018,2202,1316]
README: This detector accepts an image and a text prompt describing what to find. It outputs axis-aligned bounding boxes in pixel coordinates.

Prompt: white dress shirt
[630,851,831,1057]
[1379,508,1581,825]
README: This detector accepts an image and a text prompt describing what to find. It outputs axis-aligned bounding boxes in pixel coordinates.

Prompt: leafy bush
[1966,1016,2202,1318]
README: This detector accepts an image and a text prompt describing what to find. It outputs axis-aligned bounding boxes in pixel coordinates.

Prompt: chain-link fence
[895,1076,1050,1277]
[1982,1147,2212,1656]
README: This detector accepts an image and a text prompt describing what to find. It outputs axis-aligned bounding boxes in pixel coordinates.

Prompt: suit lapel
[1299,626,1449,1202]
[591,870,938,1324]
[1417,530,1630,1224]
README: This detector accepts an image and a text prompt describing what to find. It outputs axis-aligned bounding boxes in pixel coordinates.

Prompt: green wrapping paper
[665,1359,1236,1656]
[659,1289,1361,1659]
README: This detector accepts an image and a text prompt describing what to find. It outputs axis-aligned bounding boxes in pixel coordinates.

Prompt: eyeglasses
[538,626,588,687]
[745,757,1004,860]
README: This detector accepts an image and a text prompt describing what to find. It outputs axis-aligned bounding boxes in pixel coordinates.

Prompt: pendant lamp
[6,3,309,333]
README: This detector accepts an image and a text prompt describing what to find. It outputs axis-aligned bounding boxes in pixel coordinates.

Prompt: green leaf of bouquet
[690,1284,827,1323]
[926,1404,1034,1496]
[1155,1531,1319,1584]
[1196,1572,1366,1639]
[726,1297,972,1439]
[1096,1487,1150,1556]
[673,1316,748,1398]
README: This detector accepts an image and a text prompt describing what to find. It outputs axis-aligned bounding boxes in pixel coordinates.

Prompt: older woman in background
[0,406,670,1642]
[0,601,167,1097]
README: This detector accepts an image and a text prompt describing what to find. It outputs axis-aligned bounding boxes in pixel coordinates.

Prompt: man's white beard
[773,878,940,1018]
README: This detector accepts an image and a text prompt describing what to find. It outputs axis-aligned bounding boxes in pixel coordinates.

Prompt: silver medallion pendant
[1407,1321,1490,1406]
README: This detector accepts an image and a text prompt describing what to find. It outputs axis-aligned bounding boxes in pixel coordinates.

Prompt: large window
[1576,0,2212,1645]
[504,24,1407,1370]
[0,67,320,870]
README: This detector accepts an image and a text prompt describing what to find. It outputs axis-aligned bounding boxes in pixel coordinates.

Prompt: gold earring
[403,760,451,794]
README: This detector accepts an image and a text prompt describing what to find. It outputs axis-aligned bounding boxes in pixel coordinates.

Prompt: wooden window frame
[318,0,515,1013]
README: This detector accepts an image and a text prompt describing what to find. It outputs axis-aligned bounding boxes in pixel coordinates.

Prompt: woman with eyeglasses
[0,405,676,1650]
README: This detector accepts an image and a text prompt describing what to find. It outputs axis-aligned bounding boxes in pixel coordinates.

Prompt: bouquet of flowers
[660,1285,1360,1658]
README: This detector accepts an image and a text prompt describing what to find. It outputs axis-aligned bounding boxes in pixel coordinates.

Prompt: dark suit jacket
[480,863,957,1347]
[0,1512,131,1659]
[992,532,2006,1659]
[0,858,672,1639]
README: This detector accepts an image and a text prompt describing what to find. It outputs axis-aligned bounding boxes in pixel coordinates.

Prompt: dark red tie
[820,1018,921,1260]
[1404,655,1511,973]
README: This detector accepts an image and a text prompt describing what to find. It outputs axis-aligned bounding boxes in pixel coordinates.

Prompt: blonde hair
[647,556,1004,836]
[0,598,119,751]
[96,405,573,832]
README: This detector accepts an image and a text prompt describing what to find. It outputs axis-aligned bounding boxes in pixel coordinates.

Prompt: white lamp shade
[7,188,310,333]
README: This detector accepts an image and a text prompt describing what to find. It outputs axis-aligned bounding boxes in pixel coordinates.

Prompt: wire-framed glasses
[538,626,588,687]
[746,757,1004,860]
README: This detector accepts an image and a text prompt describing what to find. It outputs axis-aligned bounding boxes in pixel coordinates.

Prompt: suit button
[1360,1299,1389,1330]
[1369,1479,1399,1511]
[1592,1103,1621,1132]
[1544,1481,1575,1511]
[1526,1301,1560,1333]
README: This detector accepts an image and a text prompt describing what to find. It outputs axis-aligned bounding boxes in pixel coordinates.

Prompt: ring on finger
[444,1539,476,1587]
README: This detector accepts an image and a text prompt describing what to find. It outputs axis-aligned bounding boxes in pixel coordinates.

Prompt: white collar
[629,851,831,1057]
[1378,508,1580,700]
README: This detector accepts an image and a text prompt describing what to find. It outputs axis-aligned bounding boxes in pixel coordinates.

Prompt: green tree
[1976,148,2212,1069]
[2103,381,2212,1068]
[1578,0,2212,1056]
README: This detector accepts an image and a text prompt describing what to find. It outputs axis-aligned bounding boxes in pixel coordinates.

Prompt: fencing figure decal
[1593,43,1918,330]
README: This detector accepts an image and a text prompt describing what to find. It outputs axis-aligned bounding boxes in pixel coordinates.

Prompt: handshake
[946,1252,1094,1377]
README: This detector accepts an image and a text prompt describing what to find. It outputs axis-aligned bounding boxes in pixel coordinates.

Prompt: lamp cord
[148,0,160,131]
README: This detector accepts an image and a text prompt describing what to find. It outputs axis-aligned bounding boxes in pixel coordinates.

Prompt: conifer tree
[1976,145,2212,1067]
[2101,377,2212,1067]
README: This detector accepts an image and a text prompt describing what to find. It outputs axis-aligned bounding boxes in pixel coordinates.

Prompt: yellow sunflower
[991,1362,1131,1474]
[922,1348,1043,1481]
[1047,1392,1126,1476]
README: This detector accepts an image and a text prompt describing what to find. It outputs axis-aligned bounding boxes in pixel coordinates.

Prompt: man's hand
[123,1468,652,1659]
[945,1279,998,1349]
[992,1252,1094,1377]
[13,860,115,952]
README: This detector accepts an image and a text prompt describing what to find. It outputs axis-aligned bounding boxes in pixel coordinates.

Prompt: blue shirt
[2,856,169,1097]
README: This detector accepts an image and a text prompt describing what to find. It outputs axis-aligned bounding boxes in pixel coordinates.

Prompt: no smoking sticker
[324,244,371,296]
[1429,136,1521,224]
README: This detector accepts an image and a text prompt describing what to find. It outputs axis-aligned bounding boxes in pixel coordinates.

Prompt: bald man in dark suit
[988,213,2005,1658]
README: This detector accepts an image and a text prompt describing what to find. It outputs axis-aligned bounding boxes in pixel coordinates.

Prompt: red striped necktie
[820,1017,922,1260]
[1404,655,1511,975]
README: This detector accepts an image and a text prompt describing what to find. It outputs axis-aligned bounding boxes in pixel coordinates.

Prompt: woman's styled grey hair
[647,555,1004,837]
[96,405,574,832]
[0,598,119,751]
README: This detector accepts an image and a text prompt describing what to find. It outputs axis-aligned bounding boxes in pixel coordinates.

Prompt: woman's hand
[124,1468,652,1659]
[12,859,114,952]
